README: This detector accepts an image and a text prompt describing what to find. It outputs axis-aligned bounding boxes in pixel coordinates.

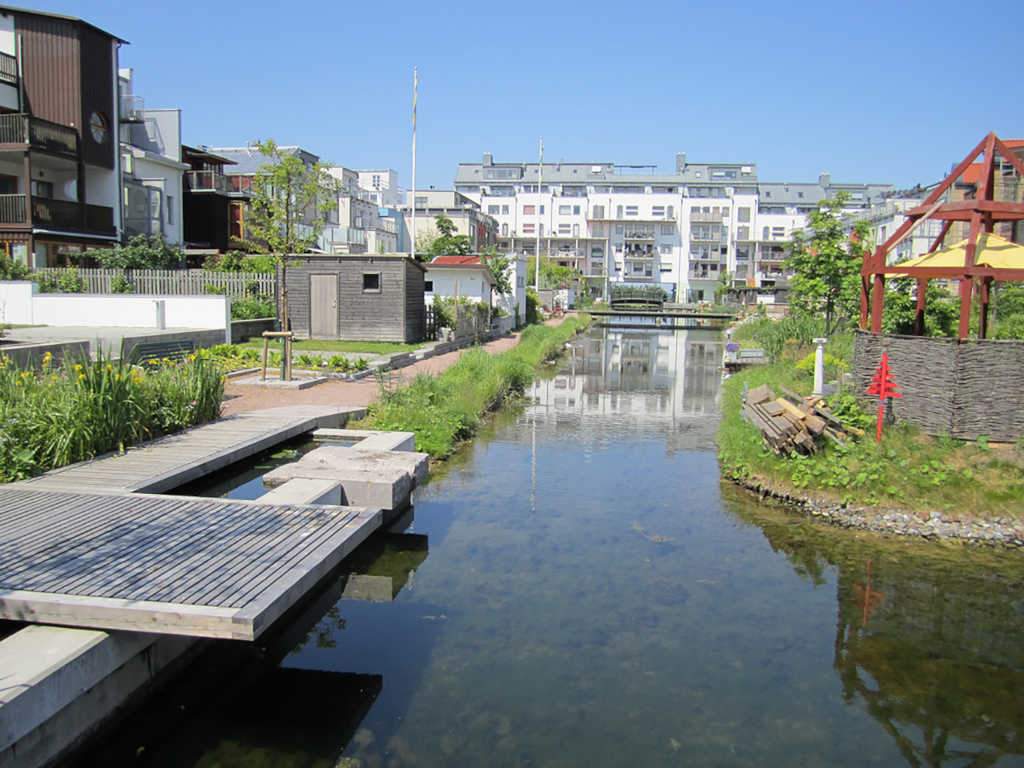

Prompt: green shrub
[110,273,134,293]
[36,268,86,293]
[0,253,29,280]
[231,296,274,320]
[525,289,540,325]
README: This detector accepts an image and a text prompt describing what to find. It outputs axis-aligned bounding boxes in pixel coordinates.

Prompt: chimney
[676,153,687,173]
[483,152,493,166]
[819,172,831,187]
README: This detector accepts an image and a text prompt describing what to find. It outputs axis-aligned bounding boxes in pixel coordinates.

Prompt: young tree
[246,139,337,339]
[480,246,512,296]
[785,194,870,335]
[427,214,472,257]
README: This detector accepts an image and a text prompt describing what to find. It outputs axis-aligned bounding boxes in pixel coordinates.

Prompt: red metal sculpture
[866,351,901,442]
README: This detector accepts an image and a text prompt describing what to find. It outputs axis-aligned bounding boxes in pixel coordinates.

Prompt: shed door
[310,274,339,338]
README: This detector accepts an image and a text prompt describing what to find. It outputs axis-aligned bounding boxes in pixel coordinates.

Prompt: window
[763,226,770,239]
[558,223,571,234]
[667,205,674,219]
[738,207,751,223]
[30,180,53,198]
[616,205,623,218]
[522,222,535,234]
[362,272,381,292]
[488,205,500,214]
[414,196,427,207]
[572,223,579,237]
[772,226,785,239]
[722,208,729,217]
[573,205,580,215]
[559,205,571,215]
[501,223,508,236]
[167,195,174,224]
[652,205,665,217]
[592,204,605,219]
[523,204,535,215]
[615,224,624,234]
[660,244,671,254]
[625,205,638,216]
[737,225,749,241]
[424,280,433,292]
[501,205,509,214]
[661,224,674,235]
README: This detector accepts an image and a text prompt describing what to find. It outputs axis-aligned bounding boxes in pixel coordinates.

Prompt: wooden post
[958,213,981,339]
[860,273,871,329]
[979,276,992,339]
[261,336,269,381]
[914,278,927,336]
[870,274,885,333]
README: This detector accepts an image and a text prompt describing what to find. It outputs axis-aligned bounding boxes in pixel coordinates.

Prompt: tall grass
[0,352,223,482]
[359,317,589,458]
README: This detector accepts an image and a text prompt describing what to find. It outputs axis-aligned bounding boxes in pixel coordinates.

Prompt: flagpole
[535,136,542,293]
[411,67,418,260]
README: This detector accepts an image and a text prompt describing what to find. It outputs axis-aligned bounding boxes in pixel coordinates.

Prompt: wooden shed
[283,254,426,342]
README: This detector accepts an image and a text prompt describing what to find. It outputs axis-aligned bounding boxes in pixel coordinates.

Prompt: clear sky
[30,0,1024,191]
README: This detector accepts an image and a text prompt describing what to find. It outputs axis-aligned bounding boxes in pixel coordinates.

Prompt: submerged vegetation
[357,316,590,458]
[0,352,223,483]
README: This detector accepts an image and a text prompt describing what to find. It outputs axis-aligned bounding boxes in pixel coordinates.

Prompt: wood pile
[742,384,861,455]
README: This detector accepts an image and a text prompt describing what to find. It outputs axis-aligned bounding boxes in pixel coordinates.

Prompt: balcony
[623,272,654,282]
[185,170,231,194]
[0,193,113,234]
[120,94,145,123]
[689,212,724,223]
[0,113,78,156]
[0,52,16,86]
[623,230,655,241]
[688,271,718,281]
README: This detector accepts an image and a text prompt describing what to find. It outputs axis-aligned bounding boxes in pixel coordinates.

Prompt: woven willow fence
[853,330,1024,441]
[32,268,276,299]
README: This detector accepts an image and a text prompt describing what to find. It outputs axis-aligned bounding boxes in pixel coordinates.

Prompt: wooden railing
[0,52,17,85]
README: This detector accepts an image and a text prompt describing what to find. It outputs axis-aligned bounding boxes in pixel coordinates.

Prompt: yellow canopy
[885,233,1024,274]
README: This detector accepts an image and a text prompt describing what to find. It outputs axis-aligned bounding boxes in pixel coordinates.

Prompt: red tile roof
[430,255,482,265]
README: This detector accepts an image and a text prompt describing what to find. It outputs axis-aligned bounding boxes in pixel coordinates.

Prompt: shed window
[362,272,381,292]
[424,280,433,292]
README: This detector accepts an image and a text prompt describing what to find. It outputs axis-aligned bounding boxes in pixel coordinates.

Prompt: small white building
[424,255,495,307]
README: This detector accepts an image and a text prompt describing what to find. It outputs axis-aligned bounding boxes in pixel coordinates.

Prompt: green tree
[881,279,959,337]
[526,255,578,290]
[480,246,512,296]
[0,252,29,280]
[785,194,869,335]
[246,139,337,336]
[427,214,472,257]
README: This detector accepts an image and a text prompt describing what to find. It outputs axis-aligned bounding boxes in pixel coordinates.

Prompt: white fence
[31,268,276,299]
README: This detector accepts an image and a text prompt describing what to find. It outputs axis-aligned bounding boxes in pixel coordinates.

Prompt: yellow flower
[78,373,85,380]
[74,364,82,371]
[106,364,112,371]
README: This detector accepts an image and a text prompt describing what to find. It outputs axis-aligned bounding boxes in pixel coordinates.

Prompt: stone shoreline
[729,473,1024,548]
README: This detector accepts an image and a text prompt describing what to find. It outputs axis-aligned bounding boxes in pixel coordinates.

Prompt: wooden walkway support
[12,405,363,494]
[0,487,380,640]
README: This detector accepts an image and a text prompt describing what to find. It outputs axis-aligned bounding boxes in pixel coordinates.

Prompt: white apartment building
[118,69,187,246]
[326,165,398,253]
[455,154,893,302]
[358,169,401,207]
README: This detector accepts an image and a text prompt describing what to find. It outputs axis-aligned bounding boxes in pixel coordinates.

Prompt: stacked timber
[742,384,858,455]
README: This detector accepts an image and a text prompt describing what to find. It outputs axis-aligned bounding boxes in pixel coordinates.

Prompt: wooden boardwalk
[0,487,380,640]
[13,405,363,494]
[0,405,378,640]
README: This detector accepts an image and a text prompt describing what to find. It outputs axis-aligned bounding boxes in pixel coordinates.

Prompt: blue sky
[35,0,1023,190]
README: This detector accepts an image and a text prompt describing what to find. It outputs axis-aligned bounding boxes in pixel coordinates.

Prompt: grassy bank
[356,317,590,458]
[0,352,223,483]
[718,360,1024,518]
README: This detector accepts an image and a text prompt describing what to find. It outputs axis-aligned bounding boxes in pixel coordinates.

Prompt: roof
[886,233,1024,273]
[958,139,1024,186]
[431,255,481,265]
[454,157,758,186]
[425,257,495,285]
[181,145,236,166]
[211,146,319,176]
[0,4,128,43]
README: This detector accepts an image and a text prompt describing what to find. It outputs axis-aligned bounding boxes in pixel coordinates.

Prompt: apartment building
[0,6,124,266]
[326,165,398,253]
[402,189,497,253]
[455,153,893,301]
[181,144,239,253]
[357,168,401,207]
[118,68,185,246]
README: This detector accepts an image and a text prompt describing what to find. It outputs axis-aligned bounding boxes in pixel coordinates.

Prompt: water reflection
[724,486,1024,767]
[529,327,723,451]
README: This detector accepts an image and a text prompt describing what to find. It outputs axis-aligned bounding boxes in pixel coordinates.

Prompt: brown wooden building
[0,6,125,266]
[182,144,239,254]
[284,254,426,342]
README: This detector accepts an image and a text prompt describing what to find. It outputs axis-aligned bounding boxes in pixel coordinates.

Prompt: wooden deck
[12,405,363,494]
[0,487,380,640]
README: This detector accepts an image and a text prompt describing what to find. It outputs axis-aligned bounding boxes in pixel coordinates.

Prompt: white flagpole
[535,136,542,292]
[411,68,418,260]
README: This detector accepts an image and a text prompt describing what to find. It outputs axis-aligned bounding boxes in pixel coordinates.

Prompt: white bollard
[812,337,827,397]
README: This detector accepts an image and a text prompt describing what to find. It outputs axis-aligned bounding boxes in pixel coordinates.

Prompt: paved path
[220,321,565,417]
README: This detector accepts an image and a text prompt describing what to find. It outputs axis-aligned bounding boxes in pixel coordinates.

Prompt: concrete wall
[0,281,37,324]
[0,339,89,367]
[7,292,229,334]
[231,317,278,343]
[853,330,1024,441]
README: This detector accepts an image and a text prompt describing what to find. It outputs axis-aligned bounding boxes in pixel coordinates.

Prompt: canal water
[72,327,1024,767]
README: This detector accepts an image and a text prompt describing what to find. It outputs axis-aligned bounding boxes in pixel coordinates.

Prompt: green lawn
[237,338,428,355]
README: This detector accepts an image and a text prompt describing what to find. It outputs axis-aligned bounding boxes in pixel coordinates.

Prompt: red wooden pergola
[860,133,1024,339]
